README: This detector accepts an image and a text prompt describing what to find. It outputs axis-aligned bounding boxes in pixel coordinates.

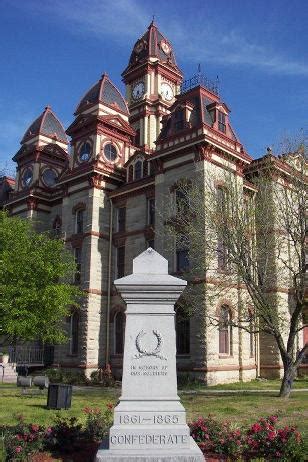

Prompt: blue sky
[1,0,307,174]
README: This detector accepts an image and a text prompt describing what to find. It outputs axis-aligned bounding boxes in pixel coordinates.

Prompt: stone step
[0,363,18,383]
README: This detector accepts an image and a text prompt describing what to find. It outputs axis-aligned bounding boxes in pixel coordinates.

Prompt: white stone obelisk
[96,248,203,461]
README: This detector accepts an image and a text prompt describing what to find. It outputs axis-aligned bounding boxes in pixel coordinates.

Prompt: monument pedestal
[95,249,203,461]
[96,437,203,461]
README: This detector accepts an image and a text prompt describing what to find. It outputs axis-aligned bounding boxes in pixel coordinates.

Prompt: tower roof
[75,73,129,116]
[123,21,181,75]
[21,106,68,144]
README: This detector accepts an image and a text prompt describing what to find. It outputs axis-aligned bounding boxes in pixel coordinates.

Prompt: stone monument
[96,248,203,461]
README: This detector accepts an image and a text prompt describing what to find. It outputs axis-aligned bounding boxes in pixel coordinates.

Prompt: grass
[0,383,307,457]
[178,376,308,390]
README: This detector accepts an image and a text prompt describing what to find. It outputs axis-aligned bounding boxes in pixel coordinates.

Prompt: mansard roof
[123,21,182,75]
[158,85,240,143]
[75,73,129,116]
[21,106,68,144]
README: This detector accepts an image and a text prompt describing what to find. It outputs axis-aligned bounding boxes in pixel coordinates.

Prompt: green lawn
[178,376,308,390]
[0,383,307,457]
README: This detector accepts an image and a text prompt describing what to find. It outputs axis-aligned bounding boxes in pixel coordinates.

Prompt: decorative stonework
[134,330,167,360]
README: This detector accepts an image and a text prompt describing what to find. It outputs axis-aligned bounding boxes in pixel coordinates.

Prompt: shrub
[189,415,244,458]
[43,368,88,385]
[90,367,115,387]
[3,416,49,461]
[83,404,113,441]
[245,415,304,461]
[48,415,83,453]
[190,414,304,461]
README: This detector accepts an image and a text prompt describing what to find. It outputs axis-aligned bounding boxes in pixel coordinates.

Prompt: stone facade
[0,21,306,384]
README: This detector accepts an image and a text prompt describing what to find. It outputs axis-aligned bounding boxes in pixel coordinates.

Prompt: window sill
[219,354,233,359]
[66,354,78,357]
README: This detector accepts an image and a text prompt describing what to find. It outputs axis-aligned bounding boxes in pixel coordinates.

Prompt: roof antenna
[197,63,201,74]
[216,75,220,95]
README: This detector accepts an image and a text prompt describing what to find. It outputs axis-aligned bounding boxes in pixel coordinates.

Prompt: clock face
[161,82,174,101]
[160,40,171,55]
[132,82,145,101]
[134,41,144,54]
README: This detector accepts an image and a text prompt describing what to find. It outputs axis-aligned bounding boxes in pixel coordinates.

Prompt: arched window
[175,307,190,354]
[76,209,84,234]
[134,160,142,180]
[114,311,125,354]
[219,305,232,355]
[70,311,79,355]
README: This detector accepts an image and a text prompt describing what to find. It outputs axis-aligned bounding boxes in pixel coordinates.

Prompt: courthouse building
[1,22,306,384]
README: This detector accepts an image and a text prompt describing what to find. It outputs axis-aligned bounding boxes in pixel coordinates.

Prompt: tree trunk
[279,363,297,398]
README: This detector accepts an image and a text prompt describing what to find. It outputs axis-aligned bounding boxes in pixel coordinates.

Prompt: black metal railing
[180,73,219,96]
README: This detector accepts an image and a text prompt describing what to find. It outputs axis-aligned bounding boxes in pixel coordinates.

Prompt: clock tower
[122,21,183,150]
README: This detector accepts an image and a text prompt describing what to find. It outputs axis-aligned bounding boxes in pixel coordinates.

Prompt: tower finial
[150,14,156,26]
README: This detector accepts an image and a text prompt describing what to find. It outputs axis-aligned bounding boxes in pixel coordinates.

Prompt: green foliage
[48,415,83,453]
[90,368,115,386]
[2,415,48,461]
[42,368,88,385]
[83,404,113,441]
[0,211,82,344]
[190,415,304,461]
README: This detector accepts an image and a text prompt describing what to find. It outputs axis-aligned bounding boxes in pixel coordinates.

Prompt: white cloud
[8,0,308,76]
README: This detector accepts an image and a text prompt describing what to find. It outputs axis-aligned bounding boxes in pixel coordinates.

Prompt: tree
[0,211,82,345]
[164,143,307,398]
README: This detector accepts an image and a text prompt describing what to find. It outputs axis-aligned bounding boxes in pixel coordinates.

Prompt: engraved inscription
[110,434,188,446]
[130,364,168,376]
[119,414,179,424]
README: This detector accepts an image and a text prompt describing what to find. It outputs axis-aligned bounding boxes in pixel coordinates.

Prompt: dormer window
[175,109,185,131]
[135,160,142,180]
[218,111,226,133]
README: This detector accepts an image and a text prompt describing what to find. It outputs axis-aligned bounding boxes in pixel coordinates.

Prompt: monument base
[95,436,204,461]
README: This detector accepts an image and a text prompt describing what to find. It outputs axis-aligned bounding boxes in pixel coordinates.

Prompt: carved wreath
[134,330,167,360]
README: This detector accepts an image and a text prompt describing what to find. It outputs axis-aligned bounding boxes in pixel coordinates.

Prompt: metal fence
[8,347,44,365]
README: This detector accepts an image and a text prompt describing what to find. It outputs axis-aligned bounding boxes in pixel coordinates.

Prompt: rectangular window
[118,207,126,232]
[249,318,254,358]
[175,109,185,131]
[176,248,189,272]
[217,239,228,270]
[117,246,125,278]
[176,188,189,215]
[74,247,82,284]
[70,312,79,355]
[147,198,155,226]
[218,111,226,133]
[176,316,190,354]
[76,210,84,234]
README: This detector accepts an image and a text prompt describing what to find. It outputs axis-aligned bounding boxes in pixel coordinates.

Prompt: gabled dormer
[124,150,152,183]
